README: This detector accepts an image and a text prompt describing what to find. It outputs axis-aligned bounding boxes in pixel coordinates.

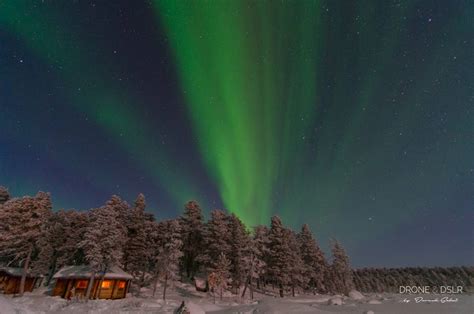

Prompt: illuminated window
[118,281,126,289]
[76,280,87,289]
[101,280,111,289]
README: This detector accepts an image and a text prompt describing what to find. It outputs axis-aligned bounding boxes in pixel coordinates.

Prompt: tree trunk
[152,273,159,297]
[133,270,146,297]
[292,285,295,297]
[139,270,146,293]
[19,247,32,296]
[46,256,57,286]
[241,279,248,298]
[85,270,96,301]
[162,274,168,300]
[279,284,284,298]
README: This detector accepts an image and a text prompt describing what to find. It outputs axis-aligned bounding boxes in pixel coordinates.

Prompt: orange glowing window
[76,280,87,289]
[101,280,111,289]
[118,281,126,289]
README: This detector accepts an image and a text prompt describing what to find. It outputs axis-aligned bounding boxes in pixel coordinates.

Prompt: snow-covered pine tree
[267,216,293,297]
[123,194,149,291]
[212,252,231,300]
[57,210,89,266]
[241,229,267,299]
[297,224,328,294]
[33,209,89,285]
[80,196,126,299]
[0,186,10,204]
[107,195,130,227]
[286,229,307,296]
[33,210,67,285]
[330,239,354,295]
[180,200,204,278]
[227,213,249,294]
[202,209,230,272]
[142,211,159,277]
[0,191,52,295]
[154,219,183,300]
[252,225,270,290]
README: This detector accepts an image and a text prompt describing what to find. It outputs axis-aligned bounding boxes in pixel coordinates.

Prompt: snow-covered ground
[1,283,472,314]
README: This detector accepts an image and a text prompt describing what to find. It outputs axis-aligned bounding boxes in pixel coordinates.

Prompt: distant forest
[0,186,472,299]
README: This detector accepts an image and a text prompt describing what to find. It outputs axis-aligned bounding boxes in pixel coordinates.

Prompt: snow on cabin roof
[53,265,133,280]
[0,267,41,278]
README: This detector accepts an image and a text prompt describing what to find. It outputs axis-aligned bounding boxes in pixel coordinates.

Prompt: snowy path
[0,289,472,313]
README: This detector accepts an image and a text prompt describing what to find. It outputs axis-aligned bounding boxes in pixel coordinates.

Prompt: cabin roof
[0,267,41,278]
[53,265,133,280]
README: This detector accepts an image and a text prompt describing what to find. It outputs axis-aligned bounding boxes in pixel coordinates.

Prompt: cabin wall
[53,278,129,299]
[0,275,36,294]
[52,279,66,297]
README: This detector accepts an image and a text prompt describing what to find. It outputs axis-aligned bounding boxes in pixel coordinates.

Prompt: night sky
[1,1,473,267]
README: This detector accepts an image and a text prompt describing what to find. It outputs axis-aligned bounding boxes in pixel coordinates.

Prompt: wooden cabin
[52,265,132,300]
[0,267,42,294]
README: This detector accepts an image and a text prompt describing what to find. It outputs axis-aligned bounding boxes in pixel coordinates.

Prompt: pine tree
[241,229,267,299]
[267,216,292,297]
[33,210,66,285]
[180,200,204,278]
[286,229,307,296]
[123,194,149,292]
[154,219,183,300]
[33,209,89,285]
[0,191,52,295]
[252,225,270,289]
[80,196,126,299]
[209,252,231,301]
[227,213,249,293]
[58,210,89,266]
[0,186,10,204]
[330,239,354,295]
[202,209,230,272]
[297,224,328,293]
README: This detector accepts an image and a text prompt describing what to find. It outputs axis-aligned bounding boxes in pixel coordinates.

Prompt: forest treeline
[0,187,472,300]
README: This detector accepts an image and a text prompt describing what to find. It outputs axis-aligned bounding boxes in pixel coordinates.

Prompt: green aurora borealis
[1,1,472,266]
[155,1,321,224]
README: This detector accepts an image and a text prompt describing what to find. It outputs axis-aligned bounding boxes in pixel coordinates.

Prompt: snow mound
[348,290,364,300]
[327,296,343,305]
[368,299,382,304]
[364,310,375,314]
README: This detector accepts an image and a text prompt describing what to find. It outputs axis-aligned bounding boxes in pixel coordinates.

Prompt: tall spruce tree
[241,228,268,299]
[330,239,354,295]
[180,200,204,278]
[267,216,292,297]
[227,213,249,293]
[81,196,126,299]
[123,194,149,291]
[154,219,183,299]
[297,224,328,293]
[34,209,89,285]
[33,210,66,285]
[286,229,307,296]
[202,209,230,272]
[211,252,231,300]
[252,225,270,289]
[0,191,52,295]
